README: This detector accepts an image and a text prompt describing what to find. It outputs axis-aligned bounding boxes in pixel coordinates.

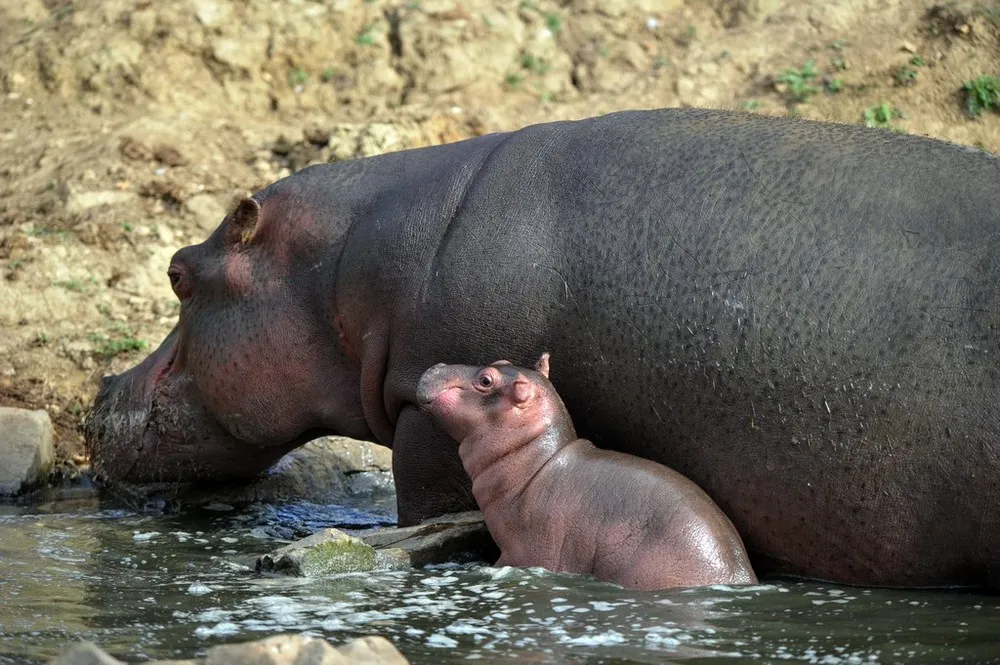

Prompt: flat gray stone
[0,406,54,495]
[359,511,497,567]
[256,512,496,577]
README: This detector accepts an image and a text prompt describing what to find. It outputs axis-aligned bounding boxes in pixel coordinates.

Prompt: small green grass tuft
[909,54,925,67]
[963,75,1000,118]
[355,26,377,46]
[863,103,904,130]
[893,65,918,87]
[741,99,761,113]
[90,333,148,359]
[56,279,84,292]
[288,69,308,86]
[520,53,550,75]
[776,60,820,104]
[826,78,843,93]
[544,12,561,34]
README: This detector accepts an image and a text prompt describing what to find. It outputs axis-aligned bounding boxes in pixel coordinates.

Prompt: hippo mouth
[85,332,298,488]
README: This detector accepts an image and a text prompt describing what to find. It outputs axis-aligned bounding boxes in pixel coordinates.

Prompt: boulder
[0,406,55,495]
[48,635,409,665]
[101,436,392,509]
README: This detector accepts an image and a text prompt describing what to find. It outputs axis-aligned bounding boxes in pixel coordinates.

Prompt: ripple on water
[3,501,1000,665]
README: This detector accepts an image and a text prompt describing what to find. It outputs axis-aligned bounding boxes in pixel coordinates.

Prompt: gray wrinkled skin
[88,109,1000,588]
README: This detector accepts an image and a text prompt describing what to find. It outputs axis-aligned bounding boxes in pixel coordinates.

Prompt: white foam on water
[194,622,240,638]
[194,608,232,622]
[186,583,213,596]
[421,576,458,587]
[561,630,626,646]
[426,633,459,648]
[132,532,159,542]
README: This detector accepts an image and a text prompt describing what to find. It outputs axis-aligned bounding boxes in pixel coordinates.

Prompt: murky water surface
[1,488,998,665]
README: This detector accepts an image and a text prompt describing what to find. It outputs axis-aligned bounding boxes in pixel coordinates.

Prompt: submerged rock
[256,528,378,577]
[48,634,409,665]
[0,406,54,495]
[358,511,498,567]
[256,511,497,576]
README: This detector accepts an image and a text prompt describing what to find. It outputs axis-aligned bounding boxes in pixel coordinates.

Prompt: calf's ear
[535,352,551,378]
[225,197,262,246]
[511,379,532,405]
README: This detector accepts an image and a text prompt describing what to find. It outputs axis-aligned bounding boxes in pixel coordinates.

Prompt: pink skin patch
[428,385,464,420]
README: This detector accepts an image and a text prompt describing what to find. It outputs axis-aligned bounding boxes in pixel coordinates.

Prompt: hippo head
[416,353,572,446]
[85,195,370,487]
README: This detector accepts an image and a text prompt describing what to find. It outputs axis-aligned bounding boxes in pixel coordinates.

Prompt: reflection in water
[1,494,999,665]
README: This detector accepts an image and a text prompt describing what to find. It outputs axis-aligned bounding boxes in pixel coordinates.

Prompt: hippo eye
[167,265,191,299]
[478,374,493,388]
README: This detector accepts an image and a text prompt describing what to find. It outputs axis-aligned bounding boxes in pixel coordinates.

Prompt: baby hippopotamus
[416,354,757,590]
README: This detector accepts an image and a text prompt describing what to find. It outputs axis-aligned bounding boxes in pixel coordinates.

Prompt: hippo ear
[511,379,532,405]
[535,352,551,378]
[493,359,512,366]
[225,197,262,246]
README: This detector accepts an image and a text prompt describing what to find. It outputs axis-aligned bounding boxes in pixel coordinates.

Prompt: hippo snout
[416,363,451,407]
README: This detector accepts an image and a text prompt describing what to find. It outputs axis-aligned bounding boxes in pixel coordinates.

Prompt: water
[1,489,998,665]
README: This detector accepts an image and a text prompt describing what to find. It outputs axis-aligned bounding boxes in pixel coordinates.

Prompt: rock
[203,634,343,665]
[65,190,137,214]
[192,0,232,28]
[184,193,227,231]
[256,528,378,577]
[0,406,54,495]
[97,436,393,510]
[257,511,496,576]
[48,641,125,664]
[712,0,788,27]
[358,510,498,567]
[310,436,392,473]
[211,37,263,73]
[153,144,188,167]
[49,635,408,665]
[336,637,409,665]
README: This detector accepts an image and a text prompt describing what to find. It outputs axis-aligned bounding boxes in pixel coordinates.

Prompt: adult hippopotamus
[86,108,1000,588]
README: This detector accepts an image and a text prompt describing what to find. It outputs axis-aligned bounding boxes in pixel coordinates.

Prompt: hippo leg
[392,406,476,525]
